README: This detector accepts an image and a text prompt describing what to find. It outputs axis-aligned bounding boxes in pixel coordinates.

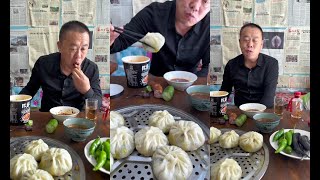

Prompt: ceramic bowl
[49,106,80,123]
[239,103,267,119]
[163,71,197,91]
[186,85,210,111]
[63,118,96,142]
[253,113,280,133]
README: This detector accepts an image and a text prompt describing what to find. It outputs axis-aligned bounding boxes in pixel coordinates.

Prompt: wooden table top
[10,112,110,180]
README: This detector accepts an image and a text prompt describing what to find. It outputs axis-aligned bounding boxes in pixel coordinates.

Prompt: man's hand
[72,68,91,94]
[110,24,121,46]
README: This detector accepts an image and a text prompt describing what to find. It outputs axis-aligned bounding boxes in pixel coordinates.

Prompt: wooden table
[10,112,110,180]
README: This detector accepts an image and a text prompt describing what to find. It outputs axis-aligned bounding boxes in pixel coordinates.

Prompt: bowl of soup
[63,117,96,142]
[50,106,80,123]
[163,71,198,91]
[253,113,280,133]
[239,103,267,119]
[186,85,210,111]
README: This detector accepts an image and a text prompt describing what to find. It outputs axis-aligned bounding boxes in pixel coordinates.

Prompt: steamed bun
[219,130,240,149]
[152,145,193,180]
[239,131,263,152]
[135,126,168,156]
[168,120,205,151]
[110,111,125,129]
[24,139,49,161]
[10,153,38,180]
[39,147,73,176]
[209,127,221,144]
[20,169,54,180]
[149,110,175,133]
[140,32,165,52]
[211,158,242,180]
[110,126,135,159]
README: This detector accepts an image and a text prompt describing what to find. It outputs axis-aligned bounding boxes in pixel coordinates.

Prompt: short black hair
[240,23,263,37]
[59,20,90,41]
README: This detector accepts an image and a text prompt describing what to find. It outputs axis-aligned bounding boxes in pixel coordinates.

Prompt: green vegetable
[223,114,229,120]
[89,137,101,156]
[273,128,284,142]
[45,119,58,134]
[145,85,153,93]
[103,160,110,171]
[26,120,33,126]
[284,145,293,154]
[93,150,107,171]
[284,131,293,146]
[235,114,247,127]
[103,140,110,160]
[275,138,287,153]
[162,85,175,101]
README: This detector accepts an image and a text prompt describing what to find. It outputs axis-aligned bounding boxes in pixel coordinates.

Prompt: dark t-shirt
[111,1,210,77]
[20,52,102,112]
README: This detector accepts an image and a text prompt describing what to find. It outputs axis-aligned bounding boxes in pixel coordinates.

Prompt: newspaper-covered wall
[209,0,310,89]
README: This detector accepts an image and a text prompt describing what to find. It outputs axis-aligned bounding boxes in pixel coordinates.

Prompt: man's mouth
[185,12,195,20]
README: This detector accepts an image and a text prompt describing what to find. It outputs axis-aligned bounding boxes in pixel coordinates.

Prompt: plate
[269,129,310,160]
[10,136,85,179]
[84,137,110,174]
[110,84,124,98]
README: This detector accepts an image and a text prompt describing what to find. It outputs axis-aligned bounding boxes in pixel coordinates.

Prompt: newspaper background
[62,0,96,26]
[27,0,60,27]
[10,0,27,26]
[132,0,169,16]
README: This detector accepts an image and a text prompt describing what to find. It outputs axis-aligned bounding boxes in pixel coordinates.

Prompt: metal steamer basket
[210,128,269,180]
[111,104,210,180]
[10,136,85,180]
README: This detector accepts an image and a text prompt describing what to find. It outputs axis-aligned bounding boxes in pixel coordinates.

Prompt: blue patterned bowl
[63,118,96,142]
[186,85,210,111]
[253,113,280,133]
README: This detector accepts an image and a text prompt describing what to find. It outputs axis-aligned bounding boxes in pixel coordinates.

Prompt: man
[20,21,102,112]
[110,0,210,77]
[220,23,279,108]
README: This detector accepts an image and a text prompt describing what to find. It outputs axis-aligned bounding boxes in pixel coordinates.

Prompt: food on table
[219,130,240,149]
[272,128,284,142]
[209,126,221,144]
[20,169,54,180]
[45,119,58,134]
[162,85,175,101]
[234,114,247,127]
[24,139,49,161]
[57,109,75,115]
[110,126,135,159]
[149,110,175,133]
[105,152,114,171]
[239,131,263,153]
[226,112,237,124]
[110,111,125,129]
[89,137,102,156]
[88,137,112,171]
[140,32,165,53]
[170,78,189,82]
[25,120,33,131]
[135,126,169,156]
[168,120,205,151]
[292,132,310,157]
[210,158,242,180]
[149,81,163,98]
[152,145,193,180]
[39,147,72,176]
[10,153,38,180]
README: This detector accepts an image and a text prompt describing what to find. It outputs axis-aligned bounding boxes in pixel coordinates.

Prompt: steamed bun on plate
[239,131,263,153]
[10,153,38,180]
[140,32,165,53]
[24,139,49,161]
[110,126,135,159]
[210,126,221,144]
[219,130,240,149]
[152,145,193,180]
[135,126,168,156]
[110,111,125,129]
[20,169,54,180]
[211,158,242,180]
[149,110,175,133]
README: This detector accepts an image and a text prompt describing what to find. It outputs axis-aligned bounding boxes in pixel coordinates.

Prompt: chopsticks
[113,26,155,50]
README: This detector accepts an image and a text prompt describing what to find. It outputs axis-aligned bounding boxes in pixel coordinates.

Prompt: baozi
[24,139,49,161]
[209,126,221,144]
[110,126,135,159]
[168,120,205,151]
[239,131,263,153]
[219,130,239,148]
[211,158,242,180]
[39,147,73,176]
[10,153,38,180]
[152,145,193,180]
[110,111,125,129]
[20,169,54,180]
[140,32,165,53]
[135,126,168,156]
[149,110,175,133]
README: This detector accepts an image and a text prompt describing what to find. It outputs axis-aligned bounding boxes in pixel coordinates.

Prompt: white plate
[110,84,124,98]
[269,129,310,160]
[84,137,110,174]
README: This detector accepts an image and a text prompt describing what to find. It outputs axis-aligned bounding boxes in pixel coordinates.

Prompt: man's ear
[57,41,61,52]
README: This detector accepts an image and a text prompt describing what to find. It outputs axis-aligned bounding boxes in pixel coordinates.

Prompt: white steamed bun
[20,169,54,180]
[110,111,125,129]
[110,126,135,159]
[219,130,240,149]
[24,139,49,161]
[140,32,165,53]
[210,127,221,144]
[239,131,263,153]
[211,158,242,180]
[10,153,38,180]
[149,110,175,133]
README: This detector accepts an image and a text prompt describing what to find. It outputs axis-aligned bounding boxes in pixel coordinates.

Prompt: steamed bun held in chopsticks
[140,32,165,53]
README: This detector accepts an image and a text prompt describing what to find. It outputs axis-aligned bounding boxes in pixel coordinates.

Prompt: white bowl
[239,103,267,119]
[163,71,197,91]
[49,106,80,123]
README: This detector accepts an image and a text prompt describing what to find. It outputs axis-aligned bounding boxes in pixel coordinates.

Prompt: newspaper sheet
[221,27,241,66]
[96,0,110,25]
[28,27,59,68]
[283,26,310,75]
[94,25,110,77]
[10,0,27,26]
[27,0,60,27]
[10,30,30,87]
[110,0,133,27]
[254,0,288,27]
[62,0,96,26]
[288,0,310,26]
[99,75,110,90]
[132,0,169,16]
[222,0,253,27]
[288,76,309,89]
[209,28,223,85]
[210,0,222,26]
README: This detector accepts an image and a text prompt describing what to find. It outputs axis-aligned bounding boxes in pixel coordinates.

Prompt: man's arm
[260,59,279,108]
[19,59,41,97]
[220,62,233,94]
[83,64,102,108]
[196,47,209,77]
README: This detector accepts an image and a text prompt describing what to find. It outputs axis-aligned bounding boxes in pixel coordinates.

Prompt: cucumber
[162,85,175,101]
[46,119,58,133]
[235,114,247,127]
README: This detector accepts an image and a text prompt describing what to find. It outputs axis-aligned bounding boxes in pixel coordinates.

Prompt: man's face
[57,31,89,69]
[239,27,263,63]
[176,0,210,27]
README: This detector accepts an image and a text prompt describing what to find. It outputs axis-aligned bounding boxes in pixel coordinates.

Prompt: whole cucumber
[235,114,247,127]
[162,85,174,101]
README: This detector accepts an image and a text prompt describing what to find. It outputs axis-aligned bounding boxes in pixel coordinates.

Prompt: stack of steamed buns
[110,110,206,180]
